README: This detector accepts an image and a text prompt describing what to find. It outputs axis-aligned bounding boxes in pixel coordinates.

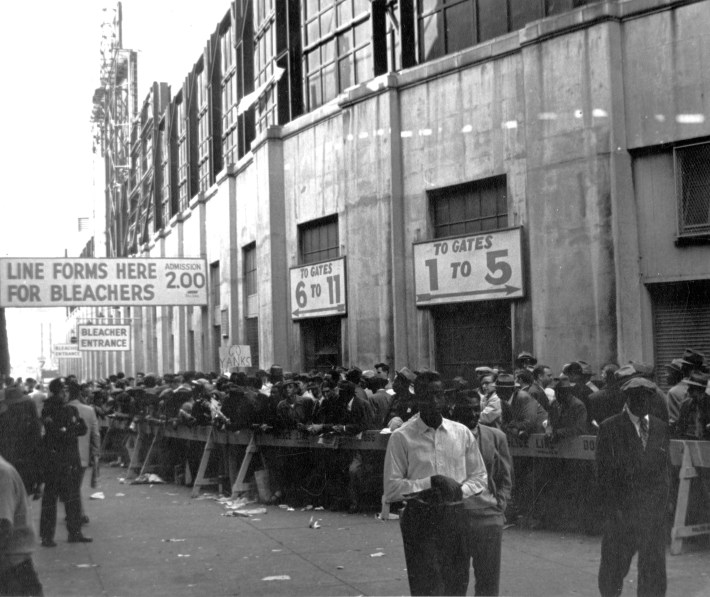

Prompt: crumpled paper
[130,473,165,485]
[89,492,105,500]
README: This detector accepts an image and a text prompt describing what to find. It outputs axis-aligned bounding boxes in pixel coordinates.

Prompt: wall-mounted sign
[218,345,252,373]
[77,324,131,351]
[414,227,524,306]
[290,257,347,319]
[52,344,81,359]
[0,258,208,307]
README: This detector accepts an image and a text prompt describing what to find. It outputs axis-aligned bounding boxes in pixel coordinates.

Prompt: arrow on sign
[292,303,346,318]
[416,285,521,302]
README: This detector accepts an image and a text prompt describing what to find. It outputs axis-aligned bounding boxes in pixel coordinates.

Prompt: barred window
[255,4,278,134]
[244,243,258,318]
[303,0,371,111]
[675,142,710,237]
[430,176,508,238]
[299,215,339,265]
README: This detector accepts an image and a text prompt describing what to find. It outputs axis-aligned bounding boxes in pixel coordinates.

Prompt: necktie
[639,417,649,449]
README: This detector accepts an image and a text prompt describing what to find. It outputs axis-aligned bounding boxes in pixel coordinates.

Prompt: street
[31,472,710,597]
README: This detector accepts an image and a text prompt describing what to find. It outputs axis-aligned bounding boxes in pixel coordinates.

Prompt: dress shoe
[68,534,93,543]
[41,538,57,548]
[81,515,90,525]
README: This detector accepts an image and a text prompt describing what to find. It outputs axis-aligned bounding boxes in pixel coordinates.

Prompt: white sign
[0,258,208,307]
[290,257,347,319]
[53,344,81,359]
[414,227,524,306]
[77,324,131,351]
[219,345,252,373]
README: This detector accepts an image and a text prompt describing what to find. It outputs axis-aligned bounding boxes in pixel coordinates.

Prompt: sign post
[289,257,347,319]
[413,227,524,306]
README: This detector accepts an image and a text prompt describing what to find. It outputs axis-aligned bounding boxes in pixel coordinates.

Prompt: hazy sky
[0,0,232,375]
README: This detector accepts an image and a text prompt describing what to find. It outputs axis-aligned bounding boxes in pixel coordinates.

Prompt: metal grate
[675,142,710,236]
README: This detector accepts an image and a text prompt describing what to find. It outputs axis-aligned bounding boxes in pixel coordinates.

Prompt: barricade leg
[231,432,263,498]
[125,423,146,480]
[191,428,226,498]
[670,441,710,555]
[139,425,165,477]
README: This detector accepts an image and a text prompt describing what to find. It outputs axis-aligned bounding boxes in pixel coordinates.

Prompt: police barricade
[133,424,708,554]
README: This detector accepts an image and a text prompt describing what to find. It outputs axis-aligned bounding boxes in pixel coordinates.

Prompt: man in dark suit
[596,377,671,597]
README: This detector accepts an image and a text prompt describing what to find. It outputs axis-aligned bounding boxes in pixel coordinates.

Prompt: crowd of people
[1,348,709,596]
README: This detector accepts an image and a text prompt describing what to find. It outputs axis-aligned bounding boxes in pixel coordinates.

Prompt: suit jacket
[465,425,513,517]
[549,395,588,438]
[41,400,87,475]
[596,411,670,521]
[68,399,100,468]
[0,391,43,490]
[501,389,547,436]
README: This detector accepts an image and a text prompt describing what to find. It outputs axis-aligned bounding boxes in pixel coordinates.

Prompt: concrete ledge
[189,191,206,210]
[250,125,284,153]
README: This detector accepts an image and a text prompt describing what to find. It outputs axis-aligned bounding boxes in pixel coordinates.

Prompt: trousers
[400,501,469,596]
[39,467,82,540]
[0,558,43,596]
[598,514,667,597]
[466,515,503,596]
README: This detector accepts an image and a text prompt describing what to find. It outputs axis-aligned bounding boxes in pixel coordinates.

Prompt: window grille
[675,142,710,237]
[430,175,508,238]
[299,216,339,265]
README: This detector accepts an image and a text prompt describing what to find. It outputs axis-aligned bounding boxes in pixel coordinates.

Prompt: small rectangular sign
[53,344,81,359]
[77,324,131,351]
[413,227,524,306]
[289,257,347,320]
[219,345,252,373]
[0,258,208,307]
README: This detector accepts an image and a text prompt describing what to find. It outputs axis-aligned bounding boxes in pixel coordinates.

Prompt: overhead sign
[290,257,347,319]
[0,258,208,307]
[414,227,524,306]
[77,324,131,351]
[218,345,252,373]
[53,344,81,359]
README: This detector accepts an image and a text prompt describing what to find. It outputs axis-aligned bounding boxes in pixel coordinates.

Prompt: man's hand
[430,475,463,502]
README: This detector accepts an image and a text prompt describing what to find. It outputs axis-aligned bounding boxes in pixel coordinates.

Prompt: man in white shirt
[384,370,487,596]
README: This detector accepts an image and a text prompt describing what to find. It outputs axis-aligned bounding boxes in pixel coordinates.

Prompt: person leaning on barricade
[384,367,418,430]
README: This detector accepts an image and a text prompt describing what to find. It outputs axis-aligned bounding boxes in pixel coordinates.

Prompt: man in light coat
[67,382,100,525]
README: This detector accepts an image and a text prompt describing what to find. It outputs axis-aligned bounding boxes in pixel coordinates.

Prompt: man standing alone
[596,378,670,597]
[384,370,487,596]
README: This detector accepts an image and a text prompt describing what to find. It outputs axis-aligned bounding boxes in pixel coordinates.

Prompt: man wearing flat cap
[514,352,537,372]
[596,376,670,597]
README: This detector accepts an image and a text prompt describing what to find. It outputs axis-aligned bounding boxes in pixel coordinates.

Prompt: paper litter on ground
[130,473,165,485]
[262,575,290,581]
[370,552,385,557]
[89,492,105,500]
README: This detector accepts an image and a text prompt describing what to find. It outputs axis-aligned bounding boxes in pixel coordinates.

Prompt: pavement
[31,471,710,597]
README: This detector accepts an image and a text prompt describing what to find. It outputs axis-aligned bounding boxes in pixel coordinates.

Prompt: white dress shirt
[623,403,649,438]
[383,413,487,503]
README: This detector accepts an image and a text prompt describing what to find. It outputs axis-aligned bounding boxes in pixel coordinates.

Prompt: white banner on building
[219,345,252,373]
[77,324,131,351]
[53,343,81,359]
[0,258,208,307]
[289,257,347,320]
[413,227,525,306]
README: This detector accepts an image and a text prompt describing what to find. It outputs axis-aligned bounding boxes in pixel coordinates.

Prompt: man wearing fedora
[596,377,670,597]
[673,371,710,441]
[667,348,705,425]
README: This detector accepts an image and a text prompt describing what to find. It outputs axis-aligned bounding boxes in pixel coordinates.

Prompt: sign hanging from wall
[413,227,525,306]
[77,324,131,351]
[0,258,208,307]
[289,257,347,320]
[218,345,252,373]
[52,344,81,359]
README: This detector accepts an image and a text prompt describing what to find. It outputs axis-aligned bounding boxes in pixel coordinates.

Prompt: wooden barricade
[669,440,710,555]
[156,426,709,554]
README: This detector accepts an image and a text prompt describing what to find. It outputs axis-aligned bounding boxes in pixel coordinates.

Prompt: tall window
[299,215,339,264]
[303,0,371,110]
[158,114,171,227]
[176,93,189,212]
[675,142,710,238]
[254,0,279,131]
[196,62,211,193]
[235,0,255,158]
[417,0,590,63]
[221,17,239,166]
[430,176,508,238]
[243,243,258,316]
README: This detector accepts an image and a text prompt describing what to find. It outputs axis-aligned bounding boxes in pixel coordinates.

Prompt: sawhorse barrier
[125,423,709,555]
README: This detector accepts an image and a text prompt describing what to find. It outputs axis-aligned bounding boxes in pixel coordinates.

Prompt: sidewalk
[32,472,710,597]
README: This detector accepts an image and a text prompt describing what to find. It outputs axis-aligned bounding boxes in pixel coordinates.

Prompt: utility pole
[0,308,10,376]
